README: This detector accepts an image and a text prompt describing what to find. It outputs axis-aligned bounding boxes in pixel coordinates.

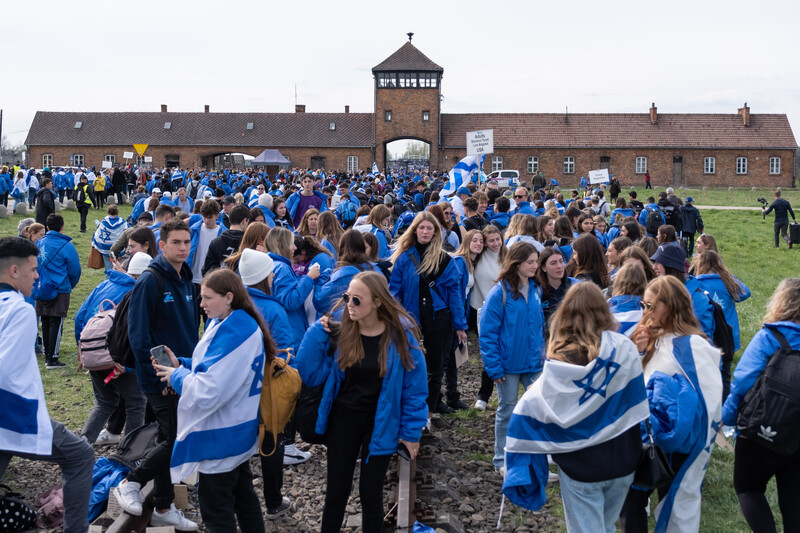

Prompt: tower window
[422,110,430,122]
[385,110,392,122]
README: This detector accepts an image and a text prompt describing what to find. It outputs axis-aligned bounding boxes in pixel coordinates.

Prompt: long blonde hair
[389,211,446,277]
[332,272,421,376]
[455,229,484,274]
[764,278,800,324]
[548,283,617,366]
[265,227,294,259]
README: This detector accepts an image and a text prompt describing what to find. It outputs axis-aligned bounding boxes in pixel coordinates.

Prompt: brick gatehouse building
[26,39,797,188]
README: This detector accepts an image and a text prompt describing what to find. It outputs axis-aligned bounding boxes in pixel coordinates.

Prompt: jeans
[774,221,789,247]
[0,419,94,533]
[198,461,265,533]
[81,370,146,444]
[494,372,540,469]
[558,467,634,533]
[28,187,36,208]
[127,392,178,509]
[102,254,113,271]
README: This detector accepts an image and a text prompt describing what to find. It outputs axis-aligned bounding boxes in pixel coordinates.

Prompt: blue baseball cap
[456,187,472,196]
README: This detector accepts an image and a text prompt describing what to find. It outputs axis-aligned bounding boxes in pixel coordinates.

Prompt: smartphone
[150,345,175,367]
[109,251,117,263]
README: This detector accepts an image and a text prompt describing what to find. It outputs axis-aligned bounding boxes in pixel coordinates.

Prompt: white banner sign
[144,156,153,163]
[101,160,113,169]
[466,129,494,156]
[123,151,134,159]
[589,168,610,184]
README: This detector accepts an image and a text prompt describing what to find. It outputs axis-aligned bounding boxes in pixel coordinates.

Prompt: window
[635,157,647,174]
[399,73,417,88]
[246,122,254,130]
[104,154,115,163]
[492,156,503,172]
[422,110,430,122]
[73,154,84,167]
[347,156,358,173]
[527,156,539,174]
[600,156,611,163]
[329,122,336,131]
[770,157,781,174]
[42,154,53,167]
[136,156,147,166]
[419,73,438,87]
[563,156,575,174]
[704,157,716,174]
[377,72,396,88]
[384,110,392,122]
[74,121,82,129]
[736,157,748,174]
[164,122,172,129]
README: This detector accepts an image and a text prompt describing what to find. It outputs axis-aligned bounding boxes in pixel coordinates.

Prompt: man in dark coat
[35,178,56,227]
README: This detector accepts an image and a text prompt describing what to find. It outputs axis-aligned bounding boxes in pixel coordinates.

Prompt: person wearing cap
[75,174,95,233]
[74,252,150,446]
[220,196,236,229]
[681,197,704,255]
[143,188,162,213]
[649,242,715,339]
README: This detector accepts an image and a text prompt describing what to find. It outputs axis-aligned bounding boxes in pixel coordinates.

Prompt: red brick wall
[441,147,794,188]
[375,86,440,168]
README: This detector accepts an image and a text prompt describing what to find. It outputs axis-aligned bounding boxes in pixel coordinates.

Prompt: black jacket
[682,204,704,233]
[35,188,56,225]
[764,198,796,223]
[202,229,244,275]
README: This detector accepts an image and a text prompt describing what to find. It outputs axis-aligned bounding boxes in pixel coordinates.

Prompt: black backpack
[106,291,136,369]
[736,328,800,455]
[661,204,684,233]
[645,207,664,235]
[706,292,735,364]
[108,423,159,469]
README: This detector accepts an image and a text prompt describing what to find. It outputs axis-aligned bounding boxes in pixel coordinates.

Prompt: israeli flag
[441,154,485,196]
[502,331,649,511]
[372,162,379,174]
[614,308,643,337]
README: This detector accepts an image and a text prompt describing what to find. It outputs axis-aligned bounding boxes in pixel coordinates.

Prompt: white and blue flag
[441,154,485,196]
[502,331,649,511]
[372,162,379,174]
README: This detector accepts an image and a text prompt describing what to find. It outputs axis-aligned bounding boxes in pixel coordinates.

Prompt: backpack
[78,300,117,371]
[736,328,800,455]
[106,291,136,368]
[442,229,457,252]
[295,341,337,445]
[108,423,159,469]
[186,180,198,199]
[645,206,664,235]
[0,484,37,532]
[259,351,302,456]
[339,200,357,225]
[661,204,683,233]
[34,486,63,530]
[76,185,87,204]
[705,292,735,364]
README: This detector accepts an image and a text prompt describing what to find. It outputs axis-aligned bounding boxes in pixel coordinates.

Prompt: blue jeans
[558,467,634,533]
[493,371,540,469]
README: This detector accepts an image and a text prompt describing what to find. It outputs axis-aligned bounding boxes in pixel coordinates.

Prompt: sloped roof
[372,42,443,73]
[441,113,797,149]
[25,111,374,148]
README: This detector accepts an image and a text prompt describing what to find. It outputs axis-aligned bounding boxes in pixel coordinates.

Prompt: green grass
[620,185,800,207]
[0,194,796,530]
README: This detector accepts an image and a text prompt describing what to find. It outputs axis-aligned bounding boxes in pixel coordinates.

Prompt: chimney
[204,105,210,113]
[345,105,350,114]
[649,103,658,124]
[295,104,306,113]
[738,102,750,127]
[160,104,168,113]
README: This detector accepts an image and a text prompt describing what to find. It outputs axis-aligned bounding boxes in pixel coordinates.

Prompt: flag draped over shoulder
[502,331,649,511]
[441,155,485,196]
[169,309,264,482]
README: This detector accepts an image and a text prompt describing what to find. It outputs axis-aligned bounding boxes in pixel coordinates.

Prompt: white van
[486,170,520,188]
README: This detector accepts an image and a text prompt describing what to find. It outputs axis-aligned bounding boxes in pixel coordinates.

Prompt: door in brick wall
[672,157,683,186]
[165,154,180,168]
[600,156,611,175]
[310,157,326,169]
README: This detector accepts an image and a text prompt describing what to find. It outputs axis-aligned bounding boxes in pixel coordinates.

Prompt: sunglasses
[514,195,526,199]
[641,301,655,311]
[342,293,363,306]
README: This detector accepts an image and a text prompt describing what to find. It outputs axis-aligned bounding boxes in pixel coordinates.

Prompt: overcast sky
[3,0,799,151]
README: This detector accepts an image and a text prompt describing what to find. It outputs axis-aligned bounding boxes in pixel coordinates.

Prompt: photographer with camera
[762,190,796,249]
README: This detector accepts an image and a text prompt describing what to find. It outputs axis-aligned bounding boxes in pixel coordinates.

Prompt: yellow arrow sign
[133,144,149,157]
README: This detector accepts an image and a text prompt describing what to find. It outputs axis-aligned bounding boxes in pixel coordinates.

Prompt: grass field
[620,185,800,208]
[0,197,796,531]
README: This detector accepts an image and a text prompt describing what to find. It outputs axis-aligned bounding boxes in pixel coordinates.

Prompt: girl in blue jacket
[721,278,800,533]
[297,272,428,533]
[313,230,379,316]
[389,211,467,414]
[479,242,545,471]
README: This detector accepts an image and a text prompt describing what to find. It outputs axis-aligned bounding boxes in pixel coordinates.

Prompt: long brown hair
[611,263,647,297]
[496,242,538,299]
[637,276,705,368]
[129,226,158,257]
[548,283,617,366]
[481,225,508,263]
[618,246,656,282]
[225,222,269,270]
[297,208,319,238]
[317,211,344,249]
[536,215,554,243]
[455,229,484,274]
[367,204,392,229]
[689,250,744,298]
[202,269,275,363]
[567,234,610,288]
[427,204,451,231]
[389,211,445,277]
[332,272,421,376]
[337,229,371,267]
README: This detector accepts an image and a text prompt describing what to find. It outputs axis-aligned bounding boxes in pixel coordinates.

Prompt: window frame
[73,154,84,167]
[736,157,748,175]
[384,110,392,122]
[635,156,647,174]
[422,110,430,122]
[491,156,503,172]
[527,156,539,174]
[104,154,116,163]
[419,73,438,88]
[42,154,53,168]
[347,156,358,173]
[563,156,575,174]
[769,157,781,175]
[704,157,716,174]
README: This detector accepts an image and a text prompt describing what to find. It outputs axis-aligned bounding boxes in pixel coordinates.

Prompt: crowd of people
[0,163,797,533]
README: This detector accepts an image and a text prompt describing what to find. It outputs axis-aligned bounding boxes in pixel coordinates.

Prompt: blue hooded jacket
[36,231,81,295]
[313,263,380,316]
[297,320,429,456]
[721,321,800,426]
[609,207,634,223]
[479,279,545,380]
[246,286,297,353]
[268,253,315,346]
[369,226,391,260]
[490,212,511,230]
[187,219,223,269]
[285,190,329,224]
[389,248,467,331]
[693,273,750,351]
[74,270,135,342]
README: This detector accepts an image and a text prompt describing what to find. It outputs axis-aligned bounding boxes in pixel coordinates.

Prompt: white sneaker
[95,428,122,446]
[474,399,487,411]
[150,504,198,531]
[113,480,143,516]
[283,443,312,465]
[547,472,559,485]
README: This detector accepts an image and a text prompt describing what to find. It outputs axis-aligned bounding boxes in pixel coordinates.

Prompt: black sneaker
[447,399,469,411]
[434,401,455,414]
[46,359,66,369]
[266,496,291,520]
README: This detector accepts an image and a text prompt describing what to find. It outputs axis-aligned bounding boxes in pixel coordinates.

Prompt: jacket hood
[43,230,72,244]
[219,229,244,247]
[148,252,191,282]
[106,269,136,288]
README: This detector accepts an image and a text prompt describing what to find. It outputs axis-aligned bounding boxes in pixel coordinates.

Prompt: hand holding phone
[150,345,176,368]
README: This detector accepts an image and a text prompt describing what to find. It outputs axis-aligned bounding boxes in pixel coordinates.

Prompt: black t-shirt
[553,425,642,482]
[463,215,488,232]
[334,334,383,413]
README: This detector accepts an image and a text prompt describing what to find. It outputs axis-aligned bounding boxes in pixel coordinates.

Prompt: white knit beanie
[239,248,275,286]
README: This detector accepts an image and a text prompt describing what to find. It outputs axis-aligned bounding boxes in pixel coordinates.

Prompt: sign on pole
[133,144,148,157]
[466,130,493,156]
[101,160,113,169]
[123,151,134,159]
[588,168,610,184]
[144,156,153,163]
